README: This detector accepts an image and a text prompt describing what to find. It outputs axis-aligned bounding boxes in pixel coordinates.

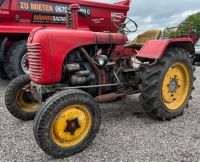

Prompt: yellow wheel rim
[16,84,40,112]
[162,62,190,110]
[51,105,92,147]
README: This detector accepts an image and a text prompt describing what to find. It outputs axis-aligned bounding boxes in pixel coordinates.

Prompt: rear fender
[136,38,195,60]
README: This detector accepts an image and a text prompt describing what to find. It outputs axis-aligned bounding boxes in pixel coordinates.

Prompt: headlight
[98,55,108,66]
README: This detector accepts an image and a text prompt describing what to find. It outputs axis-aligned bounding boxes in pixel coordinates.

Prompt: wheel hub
[168,77,178,93]
[64,118,81,135]
[17,84,40,112]
[21,53,29,74]
[51,105,92,147]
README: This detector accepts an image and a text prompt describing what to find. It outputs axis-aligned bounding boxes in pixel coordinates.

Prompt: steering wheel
[112,16,138,34]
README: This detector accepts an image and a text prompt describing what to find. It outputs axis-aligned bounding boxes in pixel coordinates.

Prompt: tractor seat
[126,29,162,50]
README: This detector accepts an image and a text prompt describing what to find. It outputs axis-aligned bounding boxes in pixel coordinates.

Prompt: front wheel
[139,48,195,120]
[5,74,41,121]
[33,89,101,158]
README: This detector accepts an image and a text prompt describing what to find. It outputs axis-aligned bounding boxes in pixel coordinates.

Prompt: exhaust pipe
[95,93,126,103]
[95,90,140,103]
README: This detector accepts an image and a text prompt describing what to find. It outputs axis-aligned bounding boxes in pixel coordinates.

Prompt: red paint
[137,38,195,59]
[28,29,128,84]
[111,45,137,60]
[27,0,130,84]
[69,4,80,29]
[0,0,129,34]
[27,0,194,85]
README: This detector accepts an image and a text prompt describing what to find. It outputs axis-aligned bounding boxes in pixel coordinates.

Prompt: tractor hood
[28,28,128,84]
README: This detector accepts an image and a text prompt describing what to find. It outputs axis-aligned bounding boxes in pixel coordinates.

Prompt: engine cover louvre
[27,43,43,80]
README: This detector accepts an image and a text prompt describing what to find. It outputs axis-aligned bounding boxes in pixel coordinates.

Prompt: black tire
[33,89,101,158]
[5,74,40,121]
[139,48,195,120]
[192,55,196,65]
[0,64,8,79]
[4,40,28,79]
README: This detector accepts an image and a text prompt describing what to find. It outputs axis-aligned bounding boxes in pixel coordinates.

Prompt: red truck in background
[0,0,126,79]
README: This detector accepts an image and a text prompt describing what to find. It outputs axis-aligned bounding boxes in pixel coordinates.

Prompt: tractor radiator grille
[27,43,43,80]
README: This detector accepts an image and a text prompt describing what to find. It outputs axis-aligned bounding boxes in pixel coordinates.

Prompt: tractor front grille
[27,43,43,80]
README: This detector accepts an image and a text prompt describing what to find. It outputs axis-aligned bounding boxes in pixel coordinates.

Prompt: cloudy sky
[95,0,200,38]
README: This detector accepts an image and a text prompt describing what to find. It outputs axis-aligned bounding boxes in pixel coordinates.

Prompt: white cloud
[144,16,152,23]
[181,10,199,18]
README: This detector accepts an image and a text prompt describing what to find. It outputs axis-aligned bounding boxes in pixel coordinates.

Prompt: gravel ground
[1,67,200,162]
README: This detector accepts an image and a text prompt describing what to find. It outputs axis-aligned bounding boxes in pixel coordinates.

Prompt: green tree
[182,12,200,36]
[164,12,200,39]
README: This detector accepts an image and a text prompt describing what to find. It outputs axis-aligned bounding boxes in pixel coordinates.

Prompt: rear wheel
[4,40,29,79]
[5,74,41,121]
[139,48,195,120]
[33,89,101,158]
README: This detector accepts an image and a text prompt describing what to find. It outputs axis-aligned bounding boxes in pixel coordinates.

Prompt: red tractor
[0,0,95,79]
[5,0,197,158]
